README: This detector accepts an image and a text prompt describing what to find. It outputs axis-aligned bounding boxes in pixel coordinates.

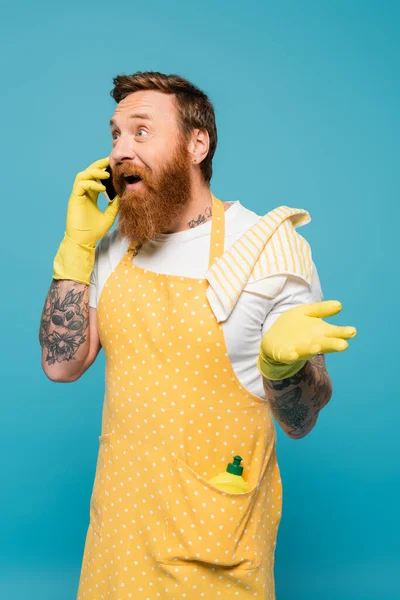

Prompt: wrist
[53,234,95,285]
[257,351,307,381]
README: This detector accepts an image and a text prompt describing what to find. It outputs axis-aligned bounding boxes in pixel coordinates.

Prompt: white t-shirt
[90,201,323,399]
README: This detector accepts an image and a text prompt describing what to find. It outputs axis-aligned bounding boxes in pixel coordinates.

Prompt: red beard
[112,138,193,244]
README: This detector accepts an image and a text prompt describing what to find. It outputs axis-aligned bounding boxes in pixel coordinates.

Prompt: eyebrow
[109,113,152,127]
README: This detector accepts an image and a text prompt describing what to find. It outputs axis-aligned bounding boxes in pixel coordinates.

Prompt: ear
[188,129,210,165]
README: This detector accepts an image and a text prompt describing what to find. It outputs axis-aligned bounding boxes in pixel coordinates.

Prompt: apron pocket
[89,433,113,537]
[158,453,267,570]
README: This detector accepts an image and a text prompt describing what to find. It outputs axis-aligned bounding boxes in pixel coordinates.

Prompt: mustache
[112,163,151,177]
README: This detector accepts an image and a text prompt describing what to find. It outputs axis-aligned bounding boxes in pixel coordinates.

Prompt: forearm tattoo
[39,280,89,365]
[263,355,333,438]
[188,205,212,228]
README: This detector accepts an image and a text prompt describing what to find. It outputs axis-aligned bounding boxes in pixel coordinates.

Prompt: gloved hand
[257,300,357,381]
[53,157,120,285]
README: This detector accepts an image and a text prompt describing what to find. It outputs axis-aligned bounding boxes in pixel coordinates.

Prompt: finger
[285,350,299,363]
[86,156,110,171]
[88,168,111,180]
[324,324,357,340]
[75,180,106,196]
[310,343,321,354]
[76,168,111,181]
[275,346,300,364]
[303,300,343,319]
[104,195,120,221]
[318,337,349,354]
[288,342,321,359]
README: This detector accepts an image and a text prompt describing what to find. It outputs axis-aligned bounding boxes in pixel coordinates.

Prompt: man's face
[109,90,193,243]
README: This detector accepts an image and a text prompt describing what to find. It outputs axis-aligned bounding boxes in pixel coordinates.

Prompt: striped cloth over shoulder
[205,205,313,322]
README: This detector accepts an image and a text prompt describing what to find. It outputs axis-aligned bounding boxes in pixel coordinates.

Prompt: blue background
[1,1,399,598]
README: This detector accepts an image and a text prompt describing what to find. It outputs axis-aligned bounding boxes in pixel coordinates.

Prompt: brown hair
[110,71,217,184]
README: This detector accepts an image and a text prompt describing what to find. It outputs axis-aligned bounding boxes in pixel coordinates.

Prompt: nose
[110,137,138,166]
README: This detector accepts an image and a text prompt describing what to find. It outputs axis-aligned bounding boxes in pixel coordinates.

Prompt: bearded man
[39,71,356,600]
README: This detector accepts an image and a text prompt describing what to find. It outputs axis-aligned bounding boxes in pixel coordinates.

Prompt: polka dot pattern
[77,197,283,599]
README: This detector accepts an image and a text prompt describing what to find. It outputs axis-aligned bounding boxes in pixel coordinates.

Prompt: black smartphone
[97,165,117,203]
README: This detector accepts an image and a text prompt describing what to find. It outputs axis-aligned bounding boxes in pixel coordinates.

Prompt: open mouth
[124,174,143,189]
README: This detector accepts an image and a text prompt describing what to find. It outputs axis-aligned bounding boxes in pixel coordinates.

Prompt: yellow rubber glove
[257,300,357,381]
[53,157,120,285]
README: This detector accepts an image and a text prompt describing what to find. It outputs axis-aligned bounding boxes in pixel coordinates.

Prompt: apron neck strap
[208,194,226,269]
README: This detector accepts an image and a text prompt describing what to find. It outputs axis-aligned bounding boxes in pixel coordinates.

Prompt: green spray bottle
[207,455,249,493]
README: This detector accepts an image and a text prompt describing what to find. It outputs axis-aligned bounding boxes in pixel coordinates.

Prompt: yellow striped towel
[205,205,313,322]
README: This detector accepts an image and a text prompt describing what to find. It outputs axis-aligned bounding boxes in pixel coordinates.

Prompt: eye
[136,127,148,138]
[111,127,148,142]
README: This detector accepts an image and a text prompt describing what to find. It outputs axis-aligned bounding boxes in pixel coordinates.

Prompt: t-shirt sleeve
[89,244,99,309]
[261,260,324,335]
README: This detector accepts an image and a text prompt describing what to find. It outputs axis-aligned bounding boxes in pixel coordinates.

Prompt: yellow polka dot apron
[77,195,283,599]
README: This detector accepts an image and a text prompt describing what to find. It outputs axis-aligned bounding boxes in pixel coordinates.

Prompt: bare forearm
[262,355,333,439]
[39,279,90,382]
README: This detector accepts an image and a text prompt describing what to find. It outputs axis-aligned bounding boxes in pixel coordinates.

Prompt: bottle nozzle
[226,455,244,476]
